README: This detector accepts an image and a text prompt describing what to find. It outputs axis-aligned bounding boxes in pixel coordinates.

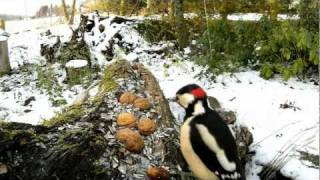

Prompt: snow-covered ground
[116,24,318,180]
[0,18,83,124]
[5,16,64,33]
[0,14,318,180]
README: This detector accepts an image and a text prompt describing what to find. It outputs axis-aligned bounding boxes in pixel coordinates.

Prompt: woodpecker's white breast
[180,116,219,180]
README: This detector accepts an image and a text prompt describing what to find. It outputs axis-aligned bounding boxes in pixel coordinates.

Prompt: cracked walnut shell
[117,112,136,127]
[147,167,170,180]
[134,98,150,110]
[119,92,137,104]
[116,128,144,153]
[138,118,156,135]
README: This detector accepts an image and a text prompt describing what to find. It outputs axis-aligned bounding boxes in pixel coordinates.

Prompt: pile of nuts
[116,92,170,179]
[115,92,156,153]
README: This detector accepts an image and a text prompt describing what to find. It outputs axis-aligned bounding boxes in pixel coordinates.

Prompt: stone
[116,128,144,153]
[147,167,170,180]
[207,96,221,109]
[138,118,156,135]
[0,163,7,174]
[134,98,150,110]
[116,112,136,127]
[98,24,105,33]
[217,110,237,124]
[232,125,254,163]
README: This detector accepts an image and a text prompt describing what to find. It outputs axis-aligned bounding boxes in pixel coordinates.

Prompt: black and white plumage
[176,84,245,180]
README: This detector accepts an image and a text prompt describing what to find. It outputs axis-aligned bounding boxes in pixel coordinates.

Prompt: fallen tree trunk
[0,60,185,180]
[0,60,253,180]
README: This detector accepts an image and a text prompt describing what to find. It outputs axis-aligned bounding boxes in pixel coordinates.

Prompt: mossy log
[0,60,185,180]
[0,60,253,180]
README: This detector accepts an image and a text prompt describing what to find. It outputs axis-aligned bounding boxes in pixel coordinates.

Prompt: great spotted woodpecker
[176,84,245,180]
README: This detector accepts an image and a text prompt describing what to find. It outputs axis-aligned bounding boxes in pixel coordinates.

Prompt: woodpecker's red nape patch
[191,88,206,99]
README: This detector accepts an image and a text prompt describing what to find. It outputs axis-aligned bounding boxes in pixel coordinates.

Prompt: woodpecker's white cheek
[178,93,195,108]
[196,124,236,172]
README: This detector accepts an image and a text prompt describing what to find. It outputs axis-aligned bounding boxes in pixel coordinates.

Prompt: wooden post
[0,19,5,30]
[0,38,11,75]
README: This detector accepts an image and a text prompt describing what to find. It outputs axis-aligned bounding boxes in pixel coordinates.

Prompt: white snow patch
[65,60,88,68]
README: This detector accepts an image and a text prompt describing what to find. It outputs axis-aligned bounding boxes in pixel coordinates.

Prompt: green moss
[58,40,91,64]
[0,120,7,127]
[52,99,68,107]
[41,60,132,127]
[42,104,84,127]
[49,128,108,175]
[66,67,98,87]
[36,65,66,107]
[98,60,129,94]
[1,128,36,141]
[134,19,176,43]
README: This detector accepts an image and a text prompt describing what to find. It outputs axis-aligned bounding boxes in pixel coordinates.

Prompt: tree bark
[175,0,188,49]
[68,0,77,25]
[61,0,70,22]
[268,0,280,21]
[146,0,155,14]
[0,19,5,30]
[0,39,10,76]
[120,0,127,16]
[168,0,175,21]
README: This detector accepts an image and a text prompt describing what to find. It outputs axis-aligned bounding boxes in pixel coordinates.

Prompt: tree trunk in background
[0,39,11,76]
[0,19,5,29]
[175,0,188,49]
[146,0,155,14]
[268,0,279,21]
[61,0,70,22]
[68,0,77,25]
[120,0,127,16]
[168,0,175,21]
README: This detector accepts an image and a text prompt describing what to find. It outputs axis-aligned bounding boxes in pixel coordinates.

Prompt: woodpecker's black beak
[167,97,177,102]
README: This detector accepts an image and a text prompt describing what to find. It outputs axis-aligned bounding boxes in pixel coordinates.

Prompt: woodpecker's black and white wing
[181,111,245,180]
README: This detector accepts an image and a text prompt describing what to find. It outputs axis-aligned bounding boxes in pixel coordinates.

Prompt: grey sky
[0,0,83,16]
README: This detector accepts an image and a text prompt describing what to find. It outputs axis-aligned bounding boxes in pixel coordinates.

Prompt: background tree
[61,0,77,24]
[268,0,280,21]
[175,0,188,48]
[61,0,69,22]
[168,0,175,20]
[120,0,127,16]
[146,0,155,14]
[69,0,77,24]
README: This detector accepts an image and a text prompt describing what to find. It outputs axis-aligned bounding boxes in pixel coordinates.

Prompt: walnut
[117,112,136,127]
[119,92,137,104]
[138,118,156,135]
[134,98,150,110]
[147,167,170,180]
[116,128,144,153]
